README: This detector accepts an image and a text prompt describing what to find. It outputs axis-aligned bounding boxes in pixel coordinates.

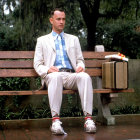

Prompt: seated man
[34,8,96,135]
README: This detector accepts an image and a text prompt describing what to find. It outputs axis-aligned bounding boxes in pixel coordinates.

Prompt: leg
[63,72,96,133]
[63,72,93,115]
[75,72,93,116]
[45,72,67,135]
[76,72,96,133]
[45,72,63,117]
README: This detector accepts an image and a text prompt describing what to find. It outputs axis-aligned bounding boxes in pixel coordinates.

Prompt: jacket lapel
[47,33,56,52]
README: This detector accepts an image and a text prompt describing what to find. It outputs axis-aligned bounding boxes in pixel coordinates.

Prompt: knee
[46,72,63,82]
[78,72,91,81]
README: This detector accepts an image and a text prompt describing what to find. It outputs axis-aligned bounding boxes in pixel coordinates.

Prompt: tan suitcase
[102,61,128,89]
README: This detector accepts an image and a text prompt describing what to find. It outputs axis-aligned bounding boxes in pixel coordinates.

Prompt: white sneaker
[51,120,67,135]
[84,119,96,133]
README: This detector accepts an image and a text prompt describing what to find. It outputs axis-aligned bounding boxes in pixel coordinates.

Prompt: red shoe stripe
[85,116,92,120]
[52,117,60,121]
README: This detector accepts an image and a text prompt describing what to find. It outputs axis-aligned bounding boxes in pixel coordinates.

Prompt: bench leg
[95,77,115,125]
[96,93,115,125]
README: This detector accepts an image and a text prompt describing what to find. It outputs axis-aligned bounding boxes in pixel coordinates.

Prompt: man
[34,8,96,135]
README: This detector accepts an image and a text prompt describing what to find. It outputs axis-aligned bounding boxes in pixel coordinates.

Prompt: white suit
[34,32,93,117]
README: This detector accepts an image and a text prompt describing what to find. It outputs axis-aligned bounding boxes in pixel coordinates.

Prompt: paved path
[0,120,140,140]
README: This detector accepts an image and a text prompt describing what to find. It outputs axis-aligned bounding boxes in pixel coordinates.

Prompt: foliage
[111,105,140,115]
[0,78,30,90]
[96,20,140,58]
[0,23,19,51]
[1,0,140,56]
[0,103,52,120]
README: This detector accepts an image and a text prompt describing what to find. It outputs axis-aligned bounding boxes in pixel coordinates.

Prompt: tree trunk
[86,18,97,51]
[77,0,100,51]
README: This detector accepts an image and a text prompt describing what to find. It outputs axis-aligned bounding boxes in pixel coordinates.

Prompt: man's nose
[60,19,64,23]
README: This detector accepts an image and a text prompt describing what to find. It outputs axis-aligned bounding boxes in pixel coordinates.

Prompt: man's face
[50,10,66,34]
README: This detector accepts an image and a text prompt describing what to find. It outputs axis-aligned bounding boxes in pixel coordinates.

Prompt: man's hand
[76,66,84,73]
[48,66,59,73]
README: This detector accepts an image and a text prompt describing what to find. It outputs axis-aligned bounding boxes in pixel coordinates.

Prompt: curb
[0,114,140,129]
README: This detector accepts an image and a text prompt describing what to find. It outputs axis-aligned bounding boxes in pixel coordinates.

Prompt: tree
[77,0,100,50]
[77,0,140,51]
[10,0,86,50]
[1,0,140,58]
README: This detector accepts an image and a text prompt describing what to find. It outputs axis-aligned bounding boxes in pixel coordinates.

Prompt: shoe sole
[86,130,96,133]
[84,127,96,133]
[50,126,67,135]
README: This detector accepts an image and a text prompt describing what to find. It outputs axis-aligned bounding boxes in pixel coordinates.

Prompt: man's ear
[49,17,53,24]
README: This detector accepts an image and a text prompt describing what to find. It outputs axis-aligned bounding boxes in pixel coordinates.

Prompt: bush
[0,78,30,91]
[111,105,140,115]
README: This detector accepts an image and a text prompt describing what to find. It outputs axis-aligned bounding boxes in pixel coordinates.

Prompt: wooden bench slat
[0,51,118,59]
[0,51,34,59]
[0,60,33,68]
[83,52,118,59]
[85,60,109,68]
[0,60,107,68]
[94,88,135,93]
[86,69,102,76]
[0,88,134,96]
[0,69,102,77]
[0,69,38,77]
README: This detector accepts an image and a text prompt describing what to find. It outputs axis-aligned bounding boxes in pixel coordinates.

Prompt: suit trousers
[44,72,93,117]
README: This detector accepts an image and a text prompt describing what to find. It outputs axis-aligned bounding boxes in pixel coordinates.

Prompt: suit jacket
[34,32,85,86]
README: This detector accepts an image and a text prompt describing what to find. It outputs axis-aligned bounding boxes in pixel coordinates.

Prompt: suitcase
[102,61,128,89]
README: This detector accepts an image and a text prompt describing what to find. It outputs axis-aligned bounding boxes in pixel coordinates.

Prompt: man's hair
[50,8,65,17]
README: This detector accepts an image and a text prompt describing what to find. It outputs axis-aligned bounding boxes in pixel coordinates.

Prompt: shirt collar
[52,31,64,40]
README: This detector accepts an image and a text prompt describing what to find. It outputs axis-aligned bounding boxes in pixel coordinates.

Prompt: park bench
[0,46,134,125]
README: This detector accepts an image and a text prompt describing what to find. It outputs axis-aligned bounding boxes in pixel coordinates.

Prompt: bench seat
[0,88,134,96]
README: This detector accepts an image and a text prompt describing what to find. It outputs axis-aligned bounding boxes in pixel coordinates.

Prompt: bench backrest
[0,51,117,78]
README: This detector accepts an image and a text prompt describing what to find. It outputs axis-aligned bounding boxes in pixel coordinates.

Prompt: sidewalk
[0,114,140,140]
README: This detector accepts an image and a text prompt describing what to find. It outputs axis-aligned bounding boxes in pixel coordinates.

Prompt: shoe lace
[85,119,95,125]
[52,120,67,135]
[53,120,62,126]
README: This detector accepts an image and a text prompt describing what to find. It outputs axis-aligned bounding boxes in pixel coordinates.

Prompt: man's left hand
[76,66,84,73]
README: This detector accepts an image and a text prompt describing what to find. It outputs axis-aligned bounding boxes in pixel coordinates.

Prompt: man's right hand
[48,66,59,73]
